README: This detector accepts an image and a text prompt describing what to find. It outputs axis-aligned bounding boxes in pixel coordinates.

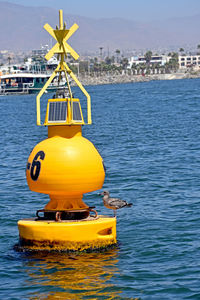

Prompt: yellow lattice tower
[36,10,91,126]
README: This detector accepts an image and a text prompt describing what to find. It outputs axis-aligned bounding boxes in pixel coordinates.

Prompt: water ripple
[1,79,200,299]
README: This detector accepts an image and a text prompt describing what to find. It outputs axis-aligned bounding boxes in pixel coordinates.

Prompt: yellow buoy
[18,217,116,251]
[26,125,105,210]
[18,10,117,251]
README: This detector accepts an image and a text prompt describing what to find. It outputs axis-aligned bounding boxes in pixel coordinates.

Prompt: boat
[0,72,67,95]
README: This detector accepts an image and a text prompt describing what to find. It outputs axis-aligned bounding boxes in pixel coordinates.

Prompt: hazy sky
[4,0,200,21]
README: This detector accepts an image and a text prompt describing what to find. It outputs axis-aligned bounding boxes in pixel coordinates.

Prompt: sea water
[1,79,200,299]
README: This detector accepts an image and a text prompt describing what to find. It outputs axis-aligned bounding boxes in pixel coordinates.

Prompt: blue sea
[1,78,200,299]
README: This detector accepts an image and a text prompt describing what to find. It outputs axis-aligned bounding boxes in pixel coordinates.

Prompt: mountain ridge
[0,1,200,53]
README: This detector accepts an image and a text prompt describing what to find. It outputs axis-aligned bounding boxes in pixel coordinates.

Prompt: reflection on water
[22,249,123,299]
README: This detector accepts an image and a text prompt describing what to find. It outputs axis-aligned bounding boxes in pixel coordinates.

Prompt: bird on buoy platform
[100,191,132,216]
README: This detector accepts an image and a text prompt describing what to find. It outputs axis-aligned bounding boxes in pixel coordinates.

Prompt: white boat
[0,72,67,95]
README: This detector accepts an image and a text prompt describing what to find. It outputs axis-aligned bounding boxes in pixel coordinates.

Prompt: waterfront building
[127,55,170,69]
[178,55,200,69]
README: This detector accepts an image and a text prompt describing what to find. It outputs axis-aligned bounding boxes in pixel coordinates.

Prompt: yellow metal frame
[44,98,84,126]
[36,10,91,126]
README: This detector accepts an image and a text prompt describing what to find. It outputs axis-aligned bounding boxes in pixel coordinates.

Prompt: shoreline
[76,72,200,86]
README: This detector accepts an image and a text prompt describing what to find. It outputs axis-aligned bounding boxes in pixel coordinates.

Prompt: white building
[179,55,200,69]
[127,55,170,69]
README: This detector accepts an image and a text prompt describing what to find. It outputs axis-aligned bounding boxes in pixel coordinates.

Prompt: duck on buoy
[18,10,117,251]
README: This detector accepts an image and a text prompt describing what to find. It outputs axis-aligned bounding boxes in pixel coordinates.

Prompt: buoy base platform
[18,216,116,251]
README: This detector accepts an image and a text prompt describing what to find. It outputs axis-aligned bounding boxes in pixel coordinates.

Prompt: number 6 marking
[30,151,45,181]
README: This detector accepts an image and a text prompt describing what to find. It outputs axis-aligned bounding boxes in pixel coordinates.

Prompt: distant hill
[0,1,200,53]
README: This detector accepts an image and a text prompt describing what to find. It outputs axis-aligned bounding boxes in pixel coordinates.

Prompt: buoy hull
[26,135,105,196]
[18,216,117,251]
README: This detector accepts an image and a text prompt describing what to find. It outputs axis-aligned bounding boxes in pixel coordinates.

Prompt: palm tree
[197,44,200,55]
[144,51,152,65]
[121,57,128,70]
[115,49,120,63]
[99,47,103,61]
[8,56,11,73]
[131,63,137,75]
[105,56,112,65]
[168,52,179,71]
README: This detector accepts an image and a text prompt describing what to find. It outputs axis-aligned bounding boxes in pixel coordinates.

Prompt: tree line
[69,50,180,76]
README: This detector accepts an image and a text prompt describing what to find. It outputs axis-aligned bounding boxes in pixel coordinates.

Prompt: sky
[4,0,200,21]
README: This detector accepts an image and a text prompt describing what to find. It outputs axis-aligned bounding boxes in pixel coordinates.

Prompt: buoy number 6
[30,151,45,181]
